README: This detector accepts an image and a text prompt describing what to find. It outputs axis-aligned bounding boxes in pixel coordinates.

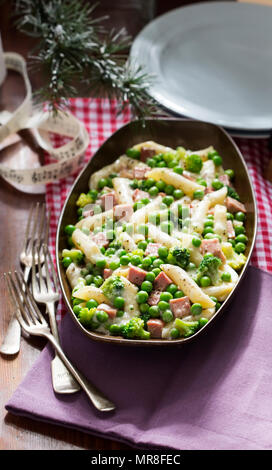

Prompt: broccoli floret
[168,247,190,270]
[101,275,124,303]
[221,243,246,271]
[227,186,240,201]
[184,153,203,173]
[196,253,222,285]
[76,192,93,208]
[62,248,84,264]
[121,317,150,339]
[78,307,97,329]
[174,318,199,337]
[176,146,186,160]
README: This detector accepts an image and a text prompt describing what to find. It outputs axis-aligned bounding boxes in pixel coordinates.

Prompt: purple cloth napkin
[6,266,272,450]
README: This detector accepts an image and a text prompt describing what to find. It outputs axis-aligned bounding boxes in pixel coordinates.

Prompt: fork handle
[44,331,116,412]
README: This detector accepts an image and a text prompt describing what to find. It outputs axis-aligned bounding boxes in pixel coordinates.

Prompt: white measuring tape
[0,52,90,187]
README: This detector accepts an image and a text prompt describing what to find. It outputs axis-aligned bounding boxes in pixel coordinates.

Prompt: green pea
[85,274,94,285]
[192,237,201,248]
[109,260,120,270]
[235,211,245,222]
[167,283,178,295]
[170,328,180,339]
[202,227,214,236]
[152,258,164,268]
[131,254,142,266]
[193,189,204,199]
[139,303,149,314]
[162,309,174,323]
[225,169,234,180]
[164,184,174,195]
[114,296,125,309]
[96,258,106,269]
[149,305,160,318]
[204,233,221,241]
[173,189,184,199]
[146,158,156,167]
[235,234,248,244]
[141,280,153,293]
[188,262,196,270]
[98,177,109,189]
[156,180,166,191]
[149,186,159,197]
[200,276,211,287]
[73,305,81,316]
[174,290,184,298]
[160,292,173,302]
[96,310,109,323]
[206,214,214,220]
[235,242,246,253]
[145,271,155,283]
[199,317,209,327]
[62,256,72,268]
[158,246,169,259]
[191,303,203,316]
[235,225,245,236]
[204,220,214,228]
[158,300,169,311]
[86,299,98,309]
[64,224,76,236]
[162,195,174,207]
[126,148,141,159]
[213,155,222,166]
[117,309,125,317]
[141,198,150,205]
[67,236,74,247]
[136,290,149,304]
[152,268,161,276]
[212,179,224,190]
[227,212,234,221]
[221,272,231,282]
[120,255,130,265]
[109,324,121,335]
[93,275,103,287]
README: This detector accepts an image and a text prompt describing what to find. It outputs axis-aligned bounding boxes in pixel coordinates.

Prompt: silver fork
[5,271,116,412]
[32,241,80,394]
[1,202,48,355]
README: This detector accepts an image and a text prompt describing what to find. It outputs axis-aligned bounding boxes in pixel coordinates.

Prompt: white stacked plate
[130,2,272,138]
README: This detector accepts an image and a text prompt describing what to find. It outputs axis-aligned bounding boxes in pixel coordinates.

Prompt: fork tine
[6,272,31,328]
[37,203,46,251]
[27,202,40,255]
[44,208,51,247]
[22,203,34,253]
[4,274,27,331]
[15,270,47,326]
[42,243,53,293]
[44,243,59,292]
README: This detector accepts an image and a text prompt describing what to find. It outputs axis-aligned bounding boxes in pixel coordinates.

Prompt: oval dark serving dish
[56,118,257,346]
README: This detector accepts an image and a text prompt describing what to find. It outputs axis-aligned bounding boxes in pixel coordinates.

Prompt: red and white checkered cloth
[45,98,272,320]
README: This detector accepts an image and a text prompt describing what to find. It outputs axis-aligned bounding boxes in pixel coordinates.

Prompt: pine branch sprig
[13,0,158,119]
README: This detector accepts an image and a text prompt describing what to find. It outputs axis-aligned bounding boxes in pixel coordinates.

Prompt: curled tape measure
[0,52,89,189]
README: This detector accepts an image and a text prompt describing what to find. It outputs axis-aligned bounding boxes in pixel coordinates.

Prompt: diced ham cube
[133,166,151,179]
[113,204,133,221]
[83,208,95,218]
[153,271,172,291]
[147,290,161,306]
[169,296,191,318]
[226,220,235,239]
[128,266,146,286]
[140,147,156,162]
[145,243,162,257]
[200,238,226,263]
[226,196,246,213]
[205,187,214,195]
[132,188,149,202]
[147,319,165,338]
[97,303,117,319]
[91,232,109,248]
[103,268,112,279]
[219,174,230,186]
[101,191,117,210]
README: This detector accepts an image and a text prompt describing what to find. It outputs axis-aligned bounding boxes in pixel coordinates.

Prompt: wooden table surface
[0,0,231,451]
